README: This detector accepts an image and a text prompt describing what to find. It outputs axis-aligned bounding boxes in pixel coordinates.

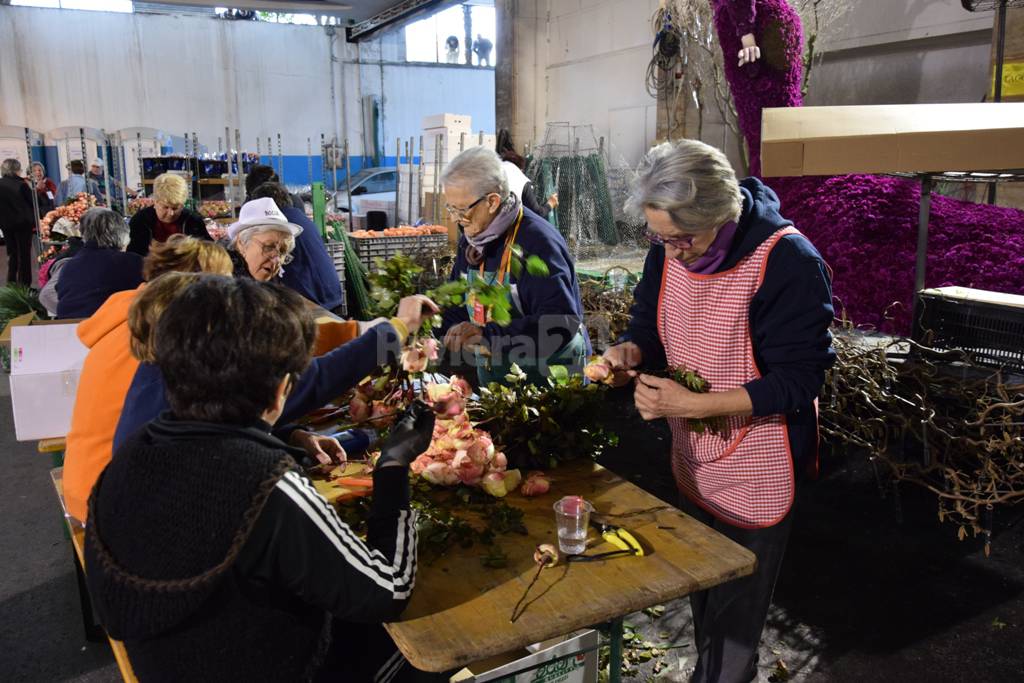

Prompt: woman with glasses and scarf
[603,139,834,683]
[439,146,589,386]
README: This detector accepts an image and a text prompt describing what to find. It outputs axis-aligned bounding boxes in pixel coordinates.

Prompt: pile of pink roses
[407,378,551,498]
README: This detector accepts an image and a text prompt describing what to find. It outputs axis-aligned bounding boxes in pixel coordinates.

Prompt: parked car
[332,167,397,227]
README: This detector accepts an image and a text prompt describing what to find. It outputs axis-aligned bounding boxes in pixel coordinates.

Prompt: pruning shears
[566,519,646,562]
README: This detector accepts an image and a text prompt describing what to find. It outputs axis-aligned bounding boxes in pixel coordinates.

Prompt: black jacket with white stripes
[85,415,417,682]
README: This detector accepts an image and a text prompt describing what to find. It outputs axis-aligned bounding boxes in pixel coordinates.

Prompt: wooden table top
[385,459,756,672]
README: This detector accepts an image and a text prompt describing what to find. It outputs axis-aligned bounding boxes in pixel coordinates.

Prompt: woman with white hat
[228,196,303,282]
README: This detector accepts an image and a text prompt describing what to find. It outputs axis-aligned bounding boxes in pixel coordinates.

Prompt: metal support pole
[267,136,273,172]
[434,134,442,224]
[24,127,42,255]
[136,132,144,197]
[407,136,414,224]
[193,132,200,207]
[235,128,243,207]
[395,137,401,224]
[307,137,314,187]
[912,174,933,330]
[988,0,1009,205]
[256,137,261,157]
[277,133,284,182]
[225,126,234,215]
[417,135,424,222]
[100,129,112,209]
[607,618,624,683]
[344,138,353,221]
[184,134,193,206]
[117,133,129,211]
[79,127,87,172]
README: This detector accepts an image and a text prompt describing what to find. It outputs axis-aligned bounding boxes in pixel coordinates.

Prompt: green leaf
[508,255,522,278]
[549,365,569,383]
[525,254,550,277]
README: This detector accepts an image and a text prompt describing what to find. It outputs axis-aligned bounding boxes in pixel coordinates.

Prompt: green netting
[526,154,618,247]
[339,230,372,318]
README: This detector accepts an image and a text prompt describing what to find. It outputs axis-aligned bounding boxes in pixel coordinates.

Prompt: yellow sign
[990,61,1024,100]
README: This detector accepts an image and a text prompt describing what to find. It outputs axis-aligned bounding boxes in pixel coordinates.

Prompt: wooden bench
[50,468,138,683]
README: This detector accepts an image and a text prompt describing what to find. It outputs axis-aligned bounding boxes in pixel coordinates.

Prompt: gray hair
[626,140,742,232]
[1,158,22,178]
[81,208,130,250]
[440,146,509,199]
[233,225,296,263]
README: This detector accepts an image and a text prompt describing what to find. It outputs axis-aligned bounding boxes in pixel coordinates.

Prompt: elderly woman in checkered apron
[603,140,835,683]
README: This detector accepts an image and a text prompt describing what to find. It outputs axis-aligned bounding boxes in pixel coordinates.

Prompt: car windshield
[348,169,378,187]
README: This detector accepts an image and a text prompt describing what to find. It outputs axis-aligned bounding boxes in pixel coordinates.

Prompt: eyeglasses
[251,237,293,264]
[445,194,490,219]
[645,229,695,250]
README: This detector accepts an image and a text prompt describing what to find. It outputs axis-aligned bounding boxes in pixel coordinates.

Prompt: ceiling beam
[346,0,449,42]
[147,0,352,13]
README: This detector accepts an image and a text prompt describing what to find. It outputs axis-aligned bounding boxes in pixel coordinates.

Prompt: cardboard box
[450,630,599,683]
[10,323,89,441]
[422,113,472,132]
[760,103,1024,177]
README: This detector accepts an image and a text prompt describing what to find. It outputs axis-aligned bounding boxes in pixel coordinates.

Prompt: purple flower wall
[713,0,1024,333]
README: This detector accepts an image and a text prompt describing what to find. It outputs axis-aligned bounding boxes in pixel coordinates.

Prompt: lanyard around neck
[478,206,525,283]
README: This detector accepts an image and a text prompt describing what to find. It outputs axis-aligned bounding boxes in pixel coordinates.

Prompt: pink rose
[370,401,396,427]
[410,454,434,475]
[451,376,473,398]
[401,346,428,373]
[584,358,612,383]
[421,337,440,361]
[521,471,551,497]
[492,452,507,470]
[482,468,521,498]
[349,395,371,422]
[422,462,460,486]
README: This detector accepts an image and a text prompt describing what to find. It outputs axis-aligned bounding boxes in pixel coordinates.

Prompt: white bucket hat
[227,197,303,240]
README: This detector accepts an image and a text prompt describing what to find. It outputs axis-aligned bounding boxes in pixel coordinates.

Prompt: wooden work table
[385,459,756,673]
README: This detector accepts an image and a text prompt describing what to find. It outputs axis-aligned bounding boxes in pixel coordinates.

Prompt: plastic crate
[324,240,348,317]
[349,233,449,271]
[913,287,1024,373]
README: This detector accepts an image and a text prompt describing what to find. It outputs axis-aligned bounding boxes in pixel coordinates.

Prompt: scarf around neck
[465,193,522,267]
[683,221,738,274]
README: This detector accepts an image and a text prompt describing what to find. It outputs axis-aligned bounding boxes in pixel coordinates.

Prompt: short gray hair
[81,208,130,249]
[441,146,509,199]
[626,140,742,232]
[233,225,296,262]
[1,158,22,178]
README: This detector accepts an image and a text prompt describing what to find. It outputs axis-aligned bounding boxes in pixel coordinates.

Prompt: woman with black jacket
[127,173,210,256]
[85,276,435,682]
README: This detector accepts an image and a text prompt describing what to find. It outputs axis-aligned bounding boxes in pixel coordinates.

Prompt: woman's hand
[633,374,703,421]
[290,430,347,465]
[602,342,642,387]
[395,294,440,332]
[547,192,559,210]
[738,33,761,67]
[444,321,484,352]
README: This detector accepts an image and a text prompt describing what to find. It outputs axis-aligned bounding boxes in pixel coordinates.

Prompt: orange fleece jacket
[63,286,143,522]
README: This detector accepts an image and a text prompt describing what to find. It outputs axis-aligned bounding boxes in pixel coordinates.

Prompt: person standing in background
[0,158,37,286]
[127,173,210,256]
[446,35,460,63]
[473,33,493,67]
[56,159,103,206]
[31,162,57,217]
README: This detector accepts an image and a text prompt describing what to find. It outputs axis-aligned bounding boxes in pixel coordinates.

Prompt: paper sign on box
[10,324,88,441]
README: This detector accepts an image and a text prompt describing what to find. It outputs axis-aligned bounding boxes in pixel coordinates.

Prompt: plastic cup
[553,495,593,555]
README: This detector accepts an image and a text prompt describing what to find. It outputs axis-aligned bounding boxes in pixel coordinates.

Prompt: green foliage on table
[473,363,619,469]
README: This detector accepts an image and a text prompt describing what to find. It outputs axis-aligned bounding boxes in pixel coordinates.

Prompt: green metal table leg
[51,450,65,468]
[608,617,624,683]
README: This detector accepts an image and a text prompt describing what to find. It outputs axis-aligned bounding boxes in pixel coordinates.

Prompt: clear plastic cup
[553,495,593,555]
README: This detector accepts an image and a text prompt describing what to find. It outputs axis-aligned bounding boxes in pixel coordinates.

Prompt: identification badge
[471,296,487,325]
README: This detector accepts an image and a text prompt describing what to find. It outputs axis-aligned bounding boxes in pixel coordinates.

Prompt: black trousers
[5,228,33,286]
[679,494,794,683]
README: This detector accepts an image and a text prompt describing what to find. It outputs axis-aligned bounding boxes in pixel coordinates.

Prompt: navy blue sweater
[113,321,404,449]
[440,207,591,357]
[621,178,835,472]
[55,242,145,320]
[280,207,345,311]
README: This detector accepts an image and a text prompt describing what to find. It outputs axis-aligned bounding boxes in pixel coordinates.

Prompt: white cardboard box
[10,323,88,441]
[450,630,599,683]
[422,113,472,132]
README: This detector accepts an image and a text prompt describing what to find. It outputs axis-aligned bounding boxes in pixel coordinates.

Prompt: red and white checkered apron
[657,227,798,528]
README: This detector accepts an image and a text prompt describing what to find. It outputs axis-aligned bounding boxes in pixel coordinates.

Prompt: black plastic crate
[913,288,1024,373]
[200,159,228,178]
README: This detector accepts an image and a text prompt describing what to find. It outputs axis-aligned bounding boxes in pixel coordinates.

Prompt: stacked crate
[324,241,348,317]
[349,233,449,272]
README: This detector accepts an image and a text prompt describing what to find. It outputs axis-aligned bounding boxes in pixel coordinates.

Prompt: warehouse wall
[511,0,996,168]
[0,5,494,184]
